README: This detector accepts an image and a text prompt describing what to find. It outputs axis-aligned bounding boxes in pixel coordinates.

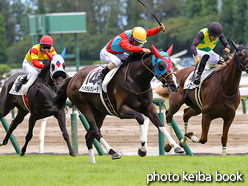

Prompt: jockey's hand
[142,48,151,54]
[224,48,230,54]
[195,55,200,66]
[158,23,165,31]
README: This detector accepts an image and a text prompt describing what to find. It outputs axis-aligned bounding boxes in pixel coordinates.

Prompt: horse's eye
[63,63,66,70]
[52,64,55,71]
[158,62,166,71]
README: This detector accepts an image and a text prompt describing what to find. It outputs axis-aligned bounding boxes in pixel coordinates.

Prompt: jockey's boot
[15,75,28,92]
[22,74,38,95]
[193,54,210,85]
[97,63,116,84]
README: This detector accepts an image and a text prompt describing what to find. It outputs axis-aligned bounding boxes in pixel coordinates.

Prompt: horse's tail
[53,77,72,111]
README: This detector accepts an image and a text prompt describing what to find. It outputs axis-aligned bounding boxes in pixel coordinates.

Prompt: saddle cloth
[183,65,216,90]
[79,65,121,116]
[9,75,30,111]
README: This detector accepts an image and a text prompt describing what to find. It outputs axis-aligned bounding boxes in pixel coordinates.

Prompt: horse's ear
[151,44,161,58]
[61,48,66,59]
[166,44,173,56]
[231,40,238,51]
[46,50,53,60]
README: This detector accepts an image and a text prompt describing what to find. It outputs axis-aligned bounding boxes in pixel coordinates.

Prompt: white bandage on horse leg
[100,138,111,153]
[139,124,147,152]
[167,123,172,135]
[88,149,96,163]
[159,126,177,148]
[222,147,227,156]
[191,136,200,143]
[184,123,188,134]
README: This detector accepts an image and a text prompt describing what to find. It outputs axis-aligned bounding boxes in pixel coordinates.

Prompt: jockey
[191,22,230,85]
[96,24,165,84]
[15,35,57,94]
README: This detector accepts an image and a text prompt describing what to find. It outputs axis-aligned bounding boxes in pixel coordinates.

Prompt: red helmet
[40,35,53,46]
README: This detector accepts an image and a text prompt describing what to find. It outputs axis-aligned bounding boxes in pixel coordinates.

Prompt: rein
[124,62,152,95]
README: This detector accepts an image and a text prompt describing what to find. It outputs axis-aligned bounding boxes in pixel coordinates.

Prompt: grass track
[0,154,247,186]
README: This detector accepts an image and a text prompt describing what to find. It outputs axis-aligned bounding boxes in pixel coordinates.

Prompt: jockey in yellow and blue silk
[16,35,57,94]
[191,22,230,85]
[97,24,165,84]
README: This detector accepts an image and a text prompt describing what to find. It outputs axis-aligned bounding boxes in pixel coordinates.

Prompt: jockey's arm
[146,27,162,37]
[119,39,143,53]
[219,34,230,50]
[191,32,204,56]
[30,48,45,69]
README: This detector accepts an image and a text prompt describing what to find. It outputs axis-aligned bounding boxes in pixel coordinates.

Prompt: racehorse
[55,44,184,163]
[0,50,75,156]
[160,41,248,155]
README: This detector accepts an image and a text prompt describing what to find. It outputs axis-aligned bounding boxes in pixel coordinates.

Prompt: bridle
[141,53,175,87]
[221,47,248,98]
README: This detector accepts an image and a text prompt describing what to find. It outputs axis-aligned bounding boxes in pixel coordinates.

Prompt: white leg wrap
[159,127,178,148]
[139,125,146,143]
[191,136,200,143]
[88,149,96,163]
[222,147,227,156]
[184,123,188,134]
[100,138,111,153]
[167,123,172,136]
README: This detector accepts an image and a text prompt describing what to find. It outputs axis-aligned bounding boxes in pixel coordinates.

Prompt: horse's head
[231,40,248,73]
[46,48,67,83]
[151,44,179,92]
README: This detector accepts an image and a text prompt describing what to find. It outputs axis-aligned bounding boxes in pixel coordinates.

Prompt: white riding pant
[23,59,42,79]
[22,59,42,94]
[196,49,220,65]
[100,47,128,67]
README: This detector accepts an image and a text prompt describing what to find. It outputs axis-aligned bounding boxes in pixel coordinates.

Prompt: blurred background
[0,0,248,76]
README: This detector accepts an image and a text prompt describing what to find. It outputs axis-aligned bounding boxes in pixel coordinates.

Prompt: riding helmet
[208,22,223,37]
[131,27,147,43]
[40,35,53,46]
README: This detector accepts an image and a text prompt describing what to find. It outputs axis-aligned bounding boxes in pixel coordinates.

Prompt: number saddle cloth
[79,65,120,116]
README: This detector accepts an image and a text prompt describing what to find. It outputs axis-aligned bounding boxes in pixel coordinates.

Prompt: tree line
[0,0,248,67]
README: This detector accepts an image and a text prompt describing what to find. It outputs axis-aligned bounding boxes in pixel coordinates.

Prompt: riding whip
[138,0,164,32]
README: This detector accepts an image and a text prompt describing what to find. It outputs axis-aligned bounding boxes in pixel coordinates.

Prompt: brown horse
[158,41,248,155]
[55,45,184,163]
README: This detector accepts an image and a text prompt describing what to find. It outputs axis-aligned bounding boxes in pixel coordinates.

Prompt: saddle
[79,65,121,116]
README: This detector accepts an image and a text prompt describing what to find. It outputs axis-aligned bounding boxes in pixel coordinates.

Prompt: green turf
[0,154,247,186]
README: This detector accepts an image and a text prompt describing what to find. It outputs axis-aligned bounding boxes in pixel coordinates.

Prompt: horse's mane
[124,52,153,63]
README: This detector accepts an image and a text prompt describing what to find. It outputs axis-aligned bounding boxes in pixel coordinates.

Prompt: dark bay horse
[0,50,75,156]
[55,45,184,163]
[162,41,248,155]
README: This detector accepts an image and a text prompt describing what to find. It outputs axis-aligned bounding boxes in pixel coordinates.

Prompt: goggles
[41,45,52,49]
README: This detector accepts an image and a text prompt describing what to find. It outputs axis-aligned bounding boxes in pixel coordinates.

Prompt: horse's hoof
[164,143,172,152]
[112,152,121,160]
[70,153,76,157]
[138,148,147,157]
[20,153,24,156]
[179,139,187,147]
[174,147,184,154]
[185,132,194,139]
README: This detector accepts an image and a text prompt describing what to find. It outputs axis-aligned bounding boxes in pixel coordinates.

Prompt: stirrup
[96,73,104,84]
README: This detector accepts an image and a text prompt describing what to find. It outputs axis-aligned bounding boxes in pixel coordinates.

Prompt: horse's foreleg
[1,109,28,146]
[182,107,201,146]
[145,104,184,154]
[55,112,75,157]
[221,116,235,156]
[119,105,148,156]
[21,115,37,156]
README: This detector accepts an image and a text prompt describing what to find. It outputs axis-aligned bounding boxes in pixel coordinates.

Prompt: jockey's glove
[194,55,200,65]
[224,48,230,54]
